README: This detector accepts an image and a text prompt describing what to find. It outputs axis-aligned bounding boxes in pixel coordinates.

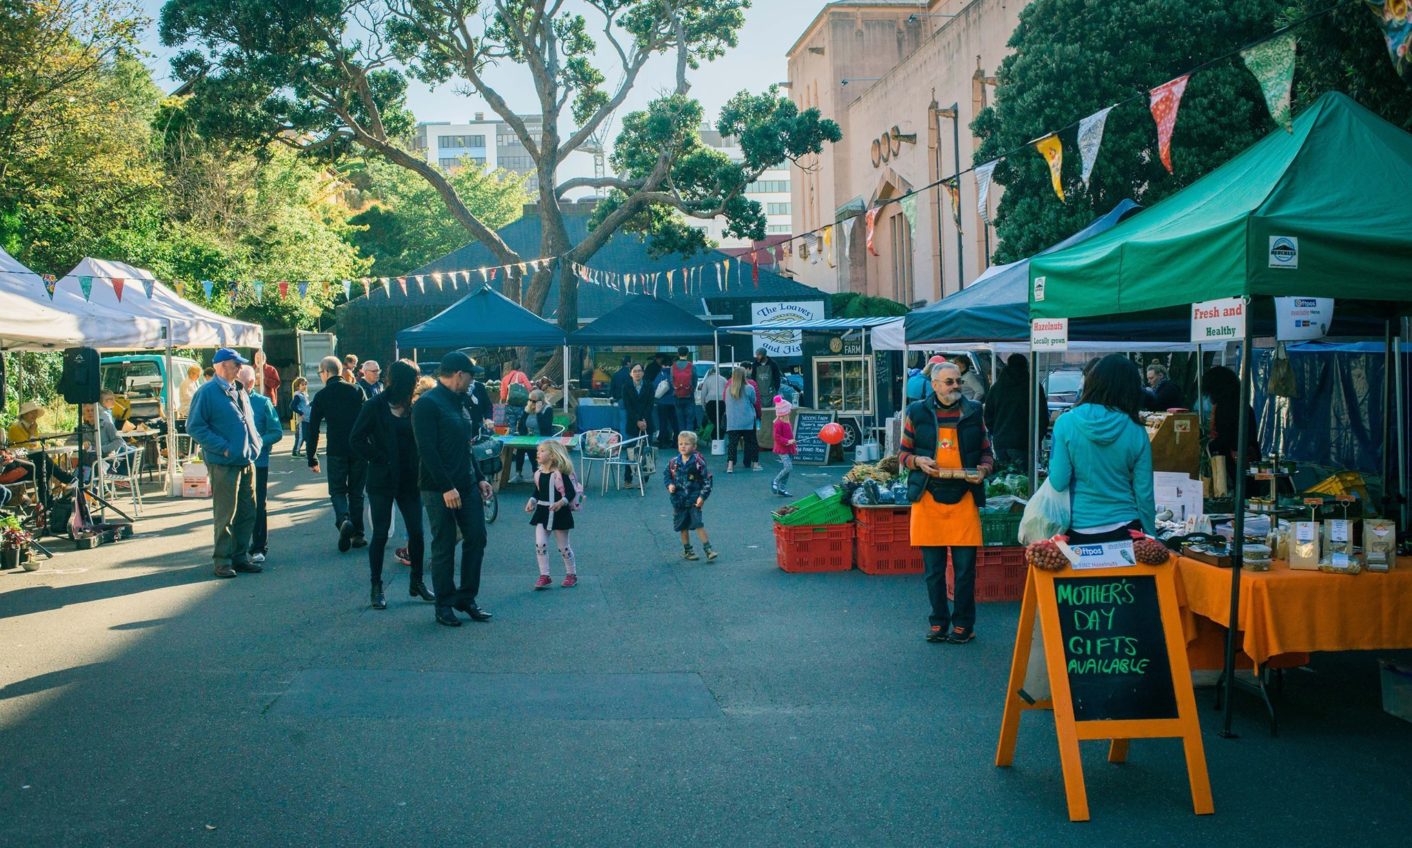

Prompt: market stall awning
[396,284,566,349]
[0,248,168,350]
[567,295,716,346]
[59,258,263,349]
[1031,93,1412,319]
[906,201,1141,344]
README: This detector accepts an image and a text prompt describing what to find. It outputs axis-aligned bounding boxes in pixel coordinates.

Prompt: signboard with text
[751,300,825,358]
[1031,318,1069,352]
[1190,297,1246,344]
[1274,296,1334,341]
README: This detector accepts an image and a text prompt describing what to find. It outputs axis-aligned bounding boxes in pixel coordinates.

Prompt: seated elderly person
[71,392,131,479]
[4,401,75,499]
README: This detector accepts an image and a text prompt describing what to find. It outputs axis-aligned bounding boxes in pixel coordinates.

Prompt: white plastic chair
[95,445,144,516]
[604,434,651,496]
[577,428,620,490]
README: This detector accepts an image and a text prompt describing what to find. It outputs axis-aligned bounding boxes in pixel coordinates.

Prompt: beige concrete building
[786,0,1026,304]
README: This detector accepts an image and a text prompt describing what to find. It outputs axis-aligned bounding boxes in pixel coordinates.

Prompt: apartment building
[413,113,598,196]
[693,128,793,249]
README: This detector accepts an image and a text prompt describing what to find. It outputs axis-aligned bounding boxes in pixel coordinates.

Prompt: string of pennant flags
[31,7,1358,309]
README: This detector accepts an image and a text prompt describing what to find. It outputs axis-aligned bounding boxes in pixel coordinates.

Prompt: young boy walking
[665,431,716,561]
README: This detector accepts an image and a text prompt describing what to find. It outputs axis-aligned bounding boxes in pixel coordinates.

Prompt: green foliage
[1284,0,1412,130]
[346,158,530,277]
[830,292,910,318]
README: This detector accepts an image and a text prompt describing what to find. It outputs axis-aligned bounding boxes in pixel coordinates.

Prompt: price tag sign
[1329,519,1350,543]
[1295,522,1317,544]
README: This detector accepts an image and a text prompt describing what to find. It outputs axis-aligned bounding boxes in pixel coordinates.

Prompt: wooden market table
[1174,555,1412,732]
[493,433,580,488]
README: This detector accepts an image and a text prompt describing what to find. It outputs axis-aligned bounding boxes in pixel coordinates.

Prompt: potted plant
[0,514,35,570]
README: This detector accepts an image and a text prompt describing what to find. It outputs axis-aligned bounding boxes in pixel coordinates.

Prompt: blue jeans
[292,420,307,455]
[674,397,696,433]
[923,546,976,630]
[325,454,367,536]
[423,488,486,611]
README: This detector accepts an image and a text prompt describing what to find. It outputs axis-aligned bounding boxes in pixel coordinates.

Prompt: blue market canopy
[567,295,716,346]
[905,201,1141,345]
[396,284,565,349]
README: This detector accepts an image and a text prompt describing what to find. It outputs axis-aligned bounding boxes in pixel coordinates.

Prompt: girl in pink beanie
[771,396,797,497]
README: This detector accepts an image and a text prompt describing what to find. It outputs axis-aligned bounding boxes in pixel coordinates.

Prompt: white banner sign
[1274,296,1333,341]
[752,300,825,357]
[1190,297,1246,344]
[1031,318,1069,351]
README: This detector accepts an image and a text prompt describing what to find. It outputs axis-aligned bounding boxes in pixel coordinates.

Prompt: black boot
[370,581,386,610]
[409,579,435,602]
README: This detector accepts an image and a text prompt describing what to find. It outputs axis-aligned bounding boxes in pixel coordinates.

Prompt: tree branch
[554,175,642,196]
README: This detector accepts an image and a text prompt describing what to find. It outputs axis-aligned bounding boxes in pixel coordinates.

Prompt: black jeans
[922,546,976,630]
[422,489,486,611]
[325,453,367,536]
[251,465,270,554]
[655,405,678,448]
[369,487,424,585]
[726,429,760,467]
[1066,519,1143,544]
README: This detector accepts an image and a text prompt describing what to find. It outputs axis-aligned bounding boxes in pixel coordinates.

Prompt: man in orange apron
[899,362,993,644]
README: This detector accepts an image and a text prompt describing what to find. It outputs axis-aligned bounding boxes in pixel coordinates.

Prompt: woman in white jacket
[695,366,728,440]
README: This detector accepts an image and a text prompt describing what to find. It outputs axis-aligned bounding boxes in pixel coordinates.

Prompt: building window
[747,180,789,194]
[438,134,485,149]
[438,157,462,170]
[766,224,791,234]
[889,213,913,306]
[499,155,533,171]
[766,202,791,216]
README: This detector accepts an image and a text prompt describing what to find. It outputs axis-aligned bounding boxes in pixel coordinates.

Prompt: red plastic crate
[853,507,923,575]
[945,546,1028,601]
[774,522,855,573]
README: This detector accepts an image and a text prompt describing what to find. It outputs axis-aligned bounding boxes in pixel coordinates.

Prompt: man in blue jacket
[186,348,263,579]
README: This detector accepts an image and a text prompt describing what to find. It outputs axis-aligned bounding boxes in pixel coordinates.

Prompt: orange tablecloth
[1174,556,1412,666]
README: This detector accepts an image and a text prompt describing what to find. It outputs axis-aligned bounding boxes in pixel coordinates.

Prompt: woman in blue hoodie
[1048,354,1156,543]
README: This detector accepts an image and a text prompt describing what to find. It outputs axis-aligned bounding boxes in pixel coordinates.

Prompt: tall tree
[159,0,841,330]
[973,0,1288,263]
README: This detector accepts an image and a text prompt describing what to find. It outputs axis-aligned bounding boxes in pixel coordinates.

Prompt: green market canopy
[1030,93,1412,319]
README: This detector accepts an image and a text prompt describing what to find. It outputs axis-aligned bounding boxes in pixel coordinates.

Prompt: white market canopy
[0,247,167,350]
[59,258,263,349]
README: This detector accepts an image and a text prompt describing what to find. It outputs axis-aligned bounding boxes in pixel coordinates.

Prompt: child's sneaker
[533,575,553,590]
[704,545,718,562]
[562,574,578,588]
[777,488,791,497]
[682,546,699,561]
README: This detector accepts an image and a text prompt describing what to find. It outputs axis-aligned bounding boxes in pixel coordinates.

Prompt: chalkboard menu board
[793,410,834,464]
[1053,575,1177,722]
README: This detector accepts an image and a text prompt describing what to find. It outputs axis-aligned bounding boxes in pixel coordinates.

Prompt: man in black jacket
[414,352,495,627]
[1144,363,1184,411]
[308,355,367,552]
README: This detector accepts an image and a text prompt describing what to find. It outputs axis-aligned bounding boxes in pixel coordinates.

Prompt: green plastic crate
[980,510,1022,547]
[774,487,854,526]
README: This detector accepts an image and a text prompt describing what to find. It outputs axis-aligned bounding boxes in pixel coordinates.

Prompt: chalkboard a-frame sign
[792,410,835,465]
[995,560,1213,822]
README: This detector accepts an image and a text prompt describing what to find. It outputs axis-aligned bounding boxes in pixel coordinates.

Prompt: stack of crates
[773,486,855,573]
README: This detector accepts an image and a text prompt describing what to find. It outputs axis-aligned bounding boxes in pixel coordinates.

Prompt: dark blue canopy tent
[566,296,716,346]
[396,284,566,350]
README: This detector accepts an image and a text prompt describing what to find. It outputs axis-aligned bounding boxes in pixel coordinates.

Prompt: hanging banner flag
[865,208,881,256]
[1242,31,1297,132]
[202,279,214,300]
[414,275,425,293]
[899,193,919,239]
[278,280,290,299]
[228,286,239,308]
[396,277,407,296]
[489,268,498,282]
[175,280,186,298]
[431,272,443,290]
[298,281,310,299]
[141,279,155,299]
[1365,0,1412,81]
[941,179,961,226]
[1034,133,1065,201]
[1149,74,1190,174]
[1077,106,1114,188]
[109,278,124,302]
[823,225,836,268]
[341,280,352,300]
[253,281,265,302]
[751,252,760,288]
[361,278,371,298]
[42,274,57,300]
[379,277,390,295]
[975,160,999,224]
[79,275,94,300]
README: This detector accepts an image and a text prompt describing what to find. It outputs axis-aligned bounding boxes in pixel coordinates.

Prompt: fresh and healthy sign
[1190,297,1246,343]
[1031,318,1069,351]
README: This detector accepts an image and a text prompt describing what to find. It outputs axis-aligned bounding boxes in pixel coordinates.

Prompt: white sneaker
[509,473,523,484]
[250,552,266,564]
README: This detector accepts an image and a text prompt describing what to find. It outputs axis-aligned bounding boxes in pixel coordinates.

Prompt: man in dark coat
[1144,363,1184,411]
[983,353,1031,468]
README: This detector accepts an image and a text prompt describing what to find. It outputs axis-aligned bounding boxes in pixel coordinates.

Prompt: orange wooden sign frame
[995,560,1214,822]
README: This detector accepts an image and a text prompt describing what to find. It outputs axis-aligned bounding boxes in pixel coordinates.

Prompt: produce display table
[493,433,580,488]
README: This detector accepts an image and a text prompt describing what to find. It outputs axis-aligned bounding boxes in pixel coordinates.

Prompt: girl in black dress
[523,440,578,590]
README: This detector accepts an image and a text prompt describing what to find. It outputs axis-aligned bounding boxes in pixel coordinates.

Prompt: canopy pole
[562,346,570,414]
[1027,340,1039,493]
[1382,321,1394,522]
[164,325,182,497]
[1400,317,1409,534]
[1220,314,1254,738]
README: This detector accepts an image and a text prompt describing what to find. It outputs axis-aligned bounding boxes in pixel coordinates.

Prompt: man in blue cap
[185,348,262,579]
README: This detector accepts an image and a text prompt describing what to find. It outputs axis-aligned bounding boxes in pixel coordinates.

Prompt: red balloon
[819,422,845,445]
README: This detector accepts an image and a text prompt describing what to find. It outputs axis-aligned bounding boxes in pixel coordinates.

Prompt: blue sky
[138,0,800,129]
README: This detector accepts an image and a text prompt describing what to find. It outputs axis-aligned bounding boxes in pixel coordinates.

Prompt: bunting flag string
[1034,134,1066,201]
[1149,74,1190,174]
[1077,106,1113,188]
[1242,30,1297,132]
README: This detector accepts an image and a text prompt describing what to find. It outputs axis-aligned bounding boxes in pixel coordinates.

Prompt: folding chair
[577,428,619,490]
[604,434,651,496]
[95,446,145,516]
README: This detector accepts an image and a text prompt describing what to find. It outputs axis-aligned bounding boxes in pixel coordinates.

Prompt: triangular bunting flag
[202,280,214,300]
[175,280,186,297]
[42,274,57,300]
[379,277,390,295]
[361,278,372,298]
[431,272,443,290]
[975,160,999,224]
[941,180,962,226]
[298,281,309,299]
[79,275,94,300]
[392,277,404,295]
[750,252,760,288]
[415,275,425,293]
[228,286,239,307]
[1149,74,1190,174]
[1077,106,1113,188]
[1365,1,1412,81]
[899,194,918,238]
[489,268,498,282]
[1034,134,1065,201]
[112,278,125,302]
[278,280,290,299]
[141,279,155,299]
[823,226,836,268]
[864,208,881,256]
[342,280,352,300]
[253,281,265,302]
[1242,31,1297,133]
